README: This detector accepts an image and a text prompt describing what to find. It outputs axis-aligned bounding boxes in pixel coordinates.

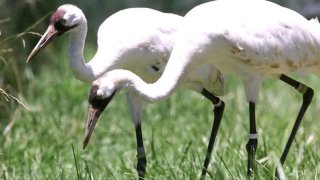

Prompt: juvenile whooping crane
[86,0,317,178]
[26,4,225,178]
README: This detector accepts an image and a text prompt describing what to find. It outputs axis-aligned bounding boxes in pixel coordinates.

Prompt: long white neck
[134,72,179,102]
[68,22,95,83]
[106,50,188,103]
[109,70,176,102]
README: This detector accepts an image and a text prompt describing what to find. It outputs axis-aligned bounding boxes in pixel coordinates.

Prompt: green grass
[1,55,320,179]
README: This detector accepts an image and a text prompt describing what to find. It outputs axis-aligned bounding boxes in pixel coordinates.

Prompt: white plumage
[175,0,320,102]
[91,0,317,178]
[27,5,187,178]
[93,0,319,101]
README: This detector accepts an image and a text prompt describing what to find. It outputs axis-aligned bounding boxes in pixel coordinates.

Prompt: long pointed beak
[26,25,59,62]
[83,92,116,149]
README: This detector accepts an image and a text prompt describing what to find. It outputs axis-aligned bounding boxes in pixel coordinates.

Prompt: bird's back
[173,0,320,76]
[91,8,183,82]
[98,8,181,44]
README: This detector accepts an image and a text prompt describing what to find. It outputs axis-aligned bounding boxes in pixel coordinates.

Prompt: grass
[1,46,320,179]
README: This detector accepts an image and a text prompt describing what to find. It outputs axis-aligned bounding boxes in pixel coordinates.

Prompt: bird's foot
[246,134,258,177]
[136,147,147,179]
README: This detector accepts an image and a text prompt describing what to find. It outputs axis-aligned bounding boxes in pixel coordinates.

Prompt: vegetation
[1,0,320,179]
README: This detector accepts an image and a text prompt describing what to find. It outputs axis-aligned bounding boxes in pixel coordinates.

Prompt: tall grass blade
[179,141,192,166]
[72,144,81,180]
[84,161,92,180]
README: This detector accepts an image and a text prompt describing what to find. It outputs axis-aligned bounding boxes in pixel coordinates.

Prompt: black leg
[135,122,147,179]
[246,102,258,177]
[200,89,225,180]
[275,74,314,177]
[126,93,147,179]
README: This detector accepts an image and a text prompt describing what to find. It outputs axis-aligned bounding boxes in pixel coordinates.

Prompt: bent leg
[200,89,225,179]
[276,75,314,177]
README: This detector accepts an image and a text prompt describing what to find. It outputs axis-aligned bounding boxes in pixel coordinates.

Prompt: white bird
[26,4,225,178]
[87,0,317,178]
[26,5,183,178]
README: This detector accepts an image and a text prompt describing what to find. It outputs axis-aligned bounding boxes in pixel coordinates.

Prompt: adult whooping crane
[86,0,318,178]
[26,4,225,178]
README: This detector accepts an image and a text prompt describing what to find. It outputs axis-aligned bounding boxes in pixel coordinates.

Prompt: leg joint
[296,83,314,105]
[303,87,314,105]
[296,83,309,94]
[214,99,224,107]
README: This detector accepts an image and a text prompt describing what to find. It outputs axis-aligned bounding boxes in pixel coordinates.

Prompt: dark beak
[27,25,59,62]
[83,92,116,149]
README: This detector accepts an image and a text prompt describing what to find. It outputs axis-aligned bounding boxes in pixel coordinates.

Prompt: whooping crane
[26,4,225,178]
[86,0,317,178]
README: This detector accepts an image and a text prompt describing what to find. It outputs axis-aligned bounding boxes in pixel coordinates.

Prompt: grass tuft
[72,144,81,180]
[0,88,29,110]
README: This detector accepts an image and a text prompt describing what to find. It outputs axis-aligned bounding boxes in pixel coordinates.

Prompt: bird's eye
[59,19,66,25]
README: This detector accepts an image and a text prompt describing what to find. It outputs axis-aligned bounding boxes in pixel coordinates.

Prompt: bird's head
[82,79,117,149]
[82,70,139,148]
[27,4,86,62]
